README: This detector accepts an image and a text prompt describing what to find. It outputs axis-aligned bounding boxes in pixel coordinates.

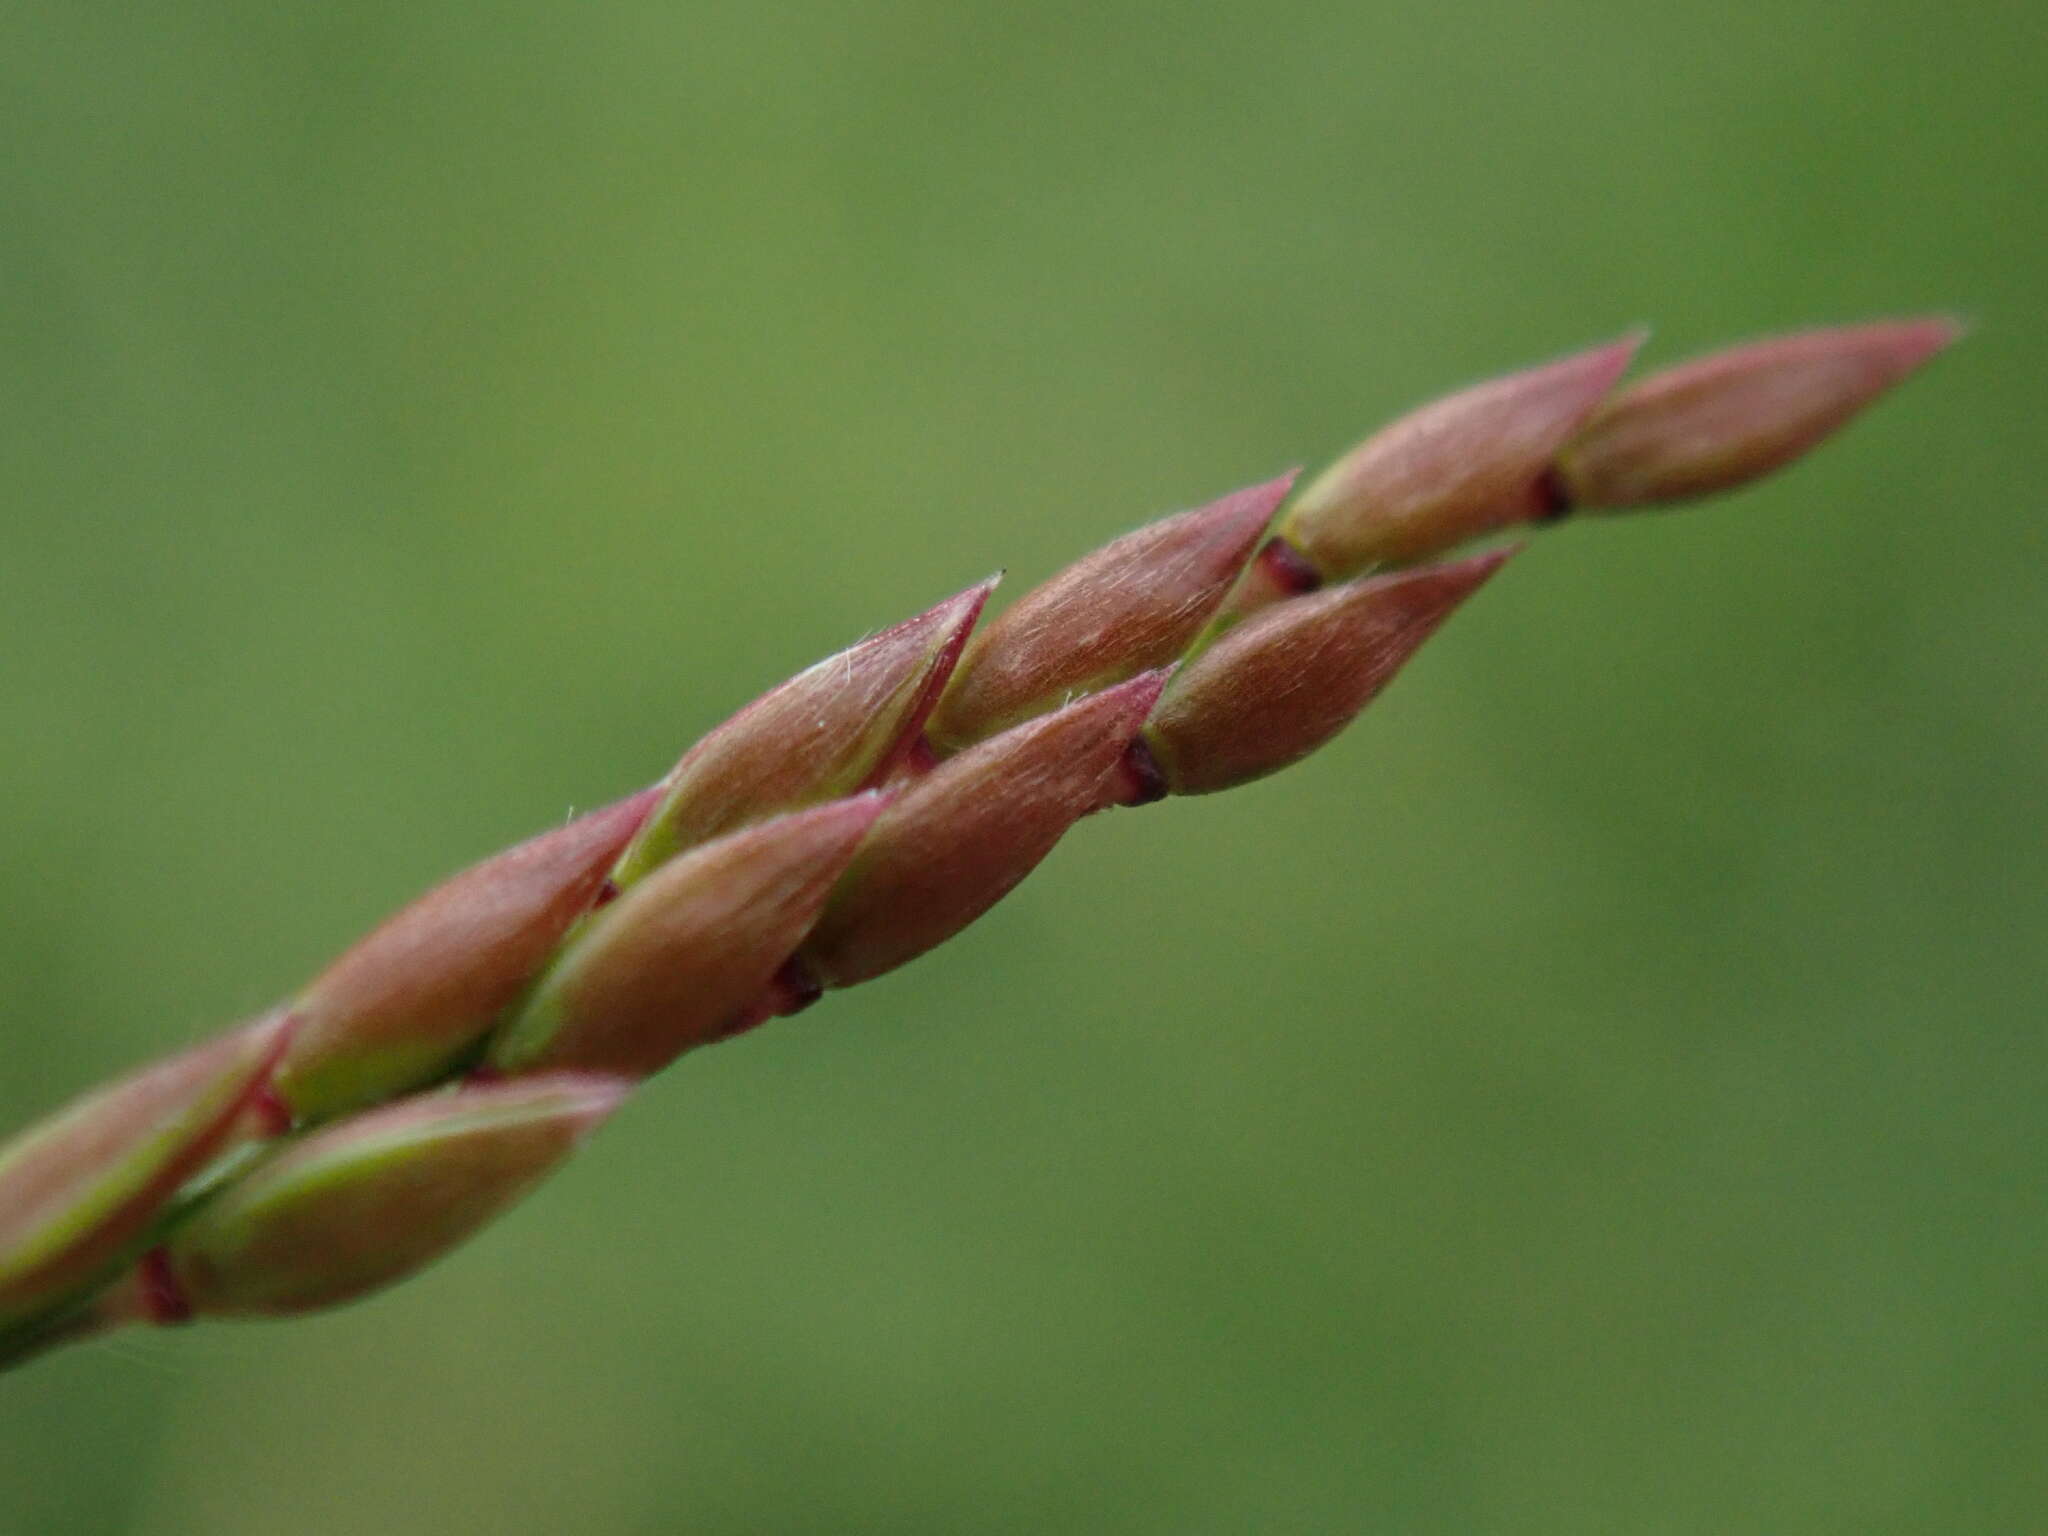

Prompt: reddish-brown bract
[490,798,889,1077]
[1146,549,1514,795]
[800,671,1169,988]
[1271,336,1641,583]
[1557,319,1959,508]
[277,787,660,1124]
[0,1013,292,1322]
[159,1076,626,1318]
[607,582,994,887]
[927,475,1296,752]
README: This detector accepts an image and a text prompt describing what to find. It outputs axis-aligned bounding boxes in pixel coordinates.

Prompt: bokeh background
[3,3,2042,1531]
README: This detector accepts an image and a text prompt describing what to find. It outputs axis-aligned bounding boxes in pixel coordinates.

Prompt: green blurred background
[2,2,2042,1531]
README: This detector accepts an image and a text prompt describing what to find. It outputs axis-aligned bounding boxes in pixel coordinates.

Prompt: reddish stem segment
[248,1083,295,1138]
[137,1247,192,1326]
[1255,535,1325,596]
[1109,736,1171,808]
[1530,464,1575,523]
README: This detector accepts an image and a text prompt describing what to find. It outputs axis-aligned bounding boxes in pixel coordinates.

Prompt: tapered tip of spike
[1558,316,1961,509]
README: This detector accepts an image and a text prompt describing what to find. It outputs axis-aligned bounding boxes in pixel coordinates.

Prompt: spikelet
[0,318,1954,1370]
